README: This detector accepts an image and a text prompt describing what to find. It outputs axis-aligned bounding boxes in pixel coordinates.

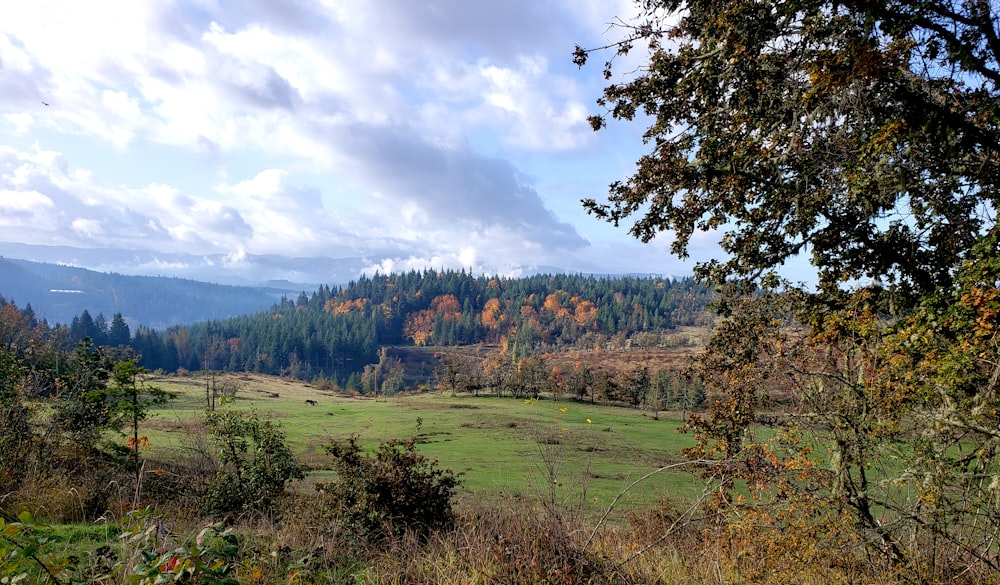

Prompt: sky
[0,0,727,286]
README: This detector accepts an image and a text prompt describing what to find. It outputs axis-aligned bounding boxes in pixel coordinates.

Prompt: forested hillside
[0,257,293,328]
[127,270,713,381]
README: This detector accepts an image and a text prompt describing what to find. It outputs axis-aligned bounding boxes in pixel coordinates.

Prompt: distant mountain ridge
[0,241,359,287]
[0,257,299,329]
[0,242,676,290]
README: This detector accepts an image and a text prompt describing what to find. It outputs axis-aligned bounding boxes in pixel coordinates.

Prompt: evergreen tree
[70,310,100,342]
[626,366,650,408]
[108,312,131,346]
[52,339,116,449]
[652,369,674,413]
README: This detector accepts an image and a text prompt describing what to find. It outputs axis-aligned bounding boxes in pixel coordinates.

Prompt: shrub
[320,428,461,541]
[204,409,304,517]
[130,526,240,584]
[0,399,32,496]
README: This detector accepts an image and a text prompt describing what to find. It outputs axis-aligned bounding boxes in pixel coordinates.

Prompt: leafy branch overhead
[579,0,1000,299]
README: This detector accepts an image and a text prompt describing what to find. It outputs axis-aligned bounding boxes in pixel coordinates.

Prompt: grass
[141,373,702,515]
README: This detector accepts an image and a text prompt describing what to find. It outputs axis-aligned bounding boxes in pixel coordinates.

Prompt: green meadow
[143,374,703,514]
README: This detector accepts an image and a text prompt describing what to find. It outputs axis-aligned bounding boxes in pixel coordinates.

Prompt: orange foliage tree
[481,298,502,330]
[324,298,368,315]
[404,310,435,346]
[404,294,463,346]
[573,301,597,327]
[431,294,461,316]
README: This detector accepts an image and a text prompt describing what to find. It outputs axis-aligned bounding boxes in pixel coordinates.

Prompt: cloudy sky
[0,0,724,285]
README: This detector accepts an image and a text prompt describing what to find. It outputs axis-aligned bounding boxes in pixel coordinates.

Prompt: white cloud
[3,113,34,134]
[476,57,592,151]
[0,0,723,283]
[0,188,55,232]
[458,246,477,268]
[71,217,103,238]
[1,0,601,161]
[223,247,249,267]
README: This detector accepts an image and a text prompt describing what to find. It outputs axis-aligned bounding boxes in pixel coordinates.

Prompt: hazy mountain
[0,257,302,329]
[0,242,364,288]
[0,242,609,287]
[0,242,679,293]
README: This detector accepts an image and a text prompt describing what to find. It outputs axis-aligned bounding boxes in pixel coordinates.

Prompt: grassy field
[142,373,703,515]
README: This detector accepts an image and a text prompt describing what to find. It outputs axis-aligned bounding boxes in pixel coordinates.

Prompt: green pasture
[141,374,704,513]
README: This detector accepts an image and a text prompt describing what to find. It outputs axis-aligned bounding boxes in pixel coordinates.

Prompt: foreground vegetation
[7,0,1000,580]
[0,339,721,584]
[567,0,1000,580]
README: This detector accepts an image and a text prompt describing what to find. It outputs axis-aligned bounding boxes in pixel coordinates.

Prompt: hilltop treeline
[128,271,713,380]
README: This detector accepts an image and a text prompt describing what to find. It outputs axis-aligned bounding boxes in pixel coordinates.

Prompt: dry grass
[223,493,904,585]
[2,455,924,585]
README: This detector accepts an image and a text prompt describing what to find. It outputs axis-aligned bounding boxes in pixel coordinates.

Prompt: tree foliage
[0,298,181,520]
[52,339,117,450]
[111,358,174,493]
[578,0,999,300]
[579,1,1000,579]
[882,230,1000,573]
[0,347,32,496]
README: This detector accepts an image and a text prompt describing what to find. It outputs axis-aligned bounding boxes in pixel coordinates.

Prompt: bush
[0,400,32,496]
[320,429,461,541]
[204,409,304,517]
[124,517,241,585]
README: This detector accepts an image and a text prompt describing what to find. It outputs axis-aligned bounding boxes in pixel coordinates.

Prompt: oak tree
[578,0,999,301]
[580,1,1000,579]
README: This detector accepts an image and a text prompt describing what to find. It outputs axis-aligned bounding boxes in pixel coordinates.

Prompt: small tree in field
[204,409,304,516]
[321,425,461,541]
[110,358,174,500]
[625,366,650,408]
